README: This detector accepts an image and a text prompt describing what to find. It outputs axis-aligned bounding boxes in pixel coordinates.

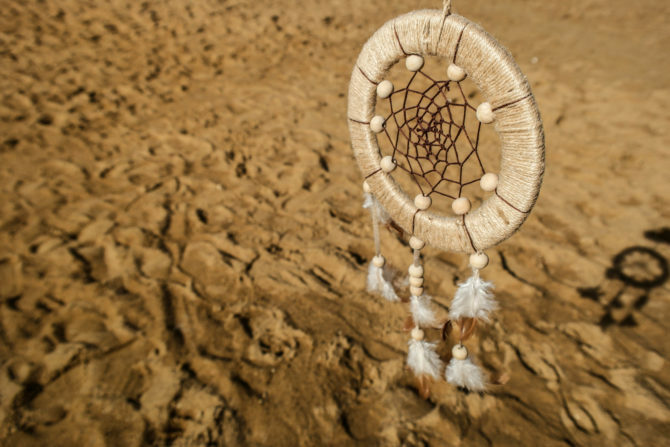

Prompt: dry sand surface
[1,0,669,445]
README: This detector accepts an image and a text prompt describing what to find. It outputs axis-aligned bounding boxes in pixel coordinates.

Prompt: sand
[0,0,669,445]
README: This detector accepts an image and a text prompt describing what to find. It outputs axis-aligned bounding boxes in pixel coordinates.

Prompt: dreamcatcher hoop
[349,4,546,396]
[348,9,544,253]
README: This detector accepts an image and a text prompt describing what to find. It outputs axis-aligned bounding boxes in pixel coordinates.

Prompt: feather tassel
[448,271,497,322]
[367,261,399,302]
[410,295,437,328]
[407,339,443,380]
[445,345,486,391]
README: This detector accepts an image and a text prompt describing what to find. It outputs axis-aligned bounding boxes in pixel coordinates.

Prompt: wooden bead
[469,252,489,270]
[410,286,424,297]
[480,173,498,192]
[452,344,468,360]
[414,194,431,210]
[380,155,396,173]
[476,102,494,124]
[452,197,471,215]
[372,255,385,267]
[447,63,466,82]
[370,115,385,133]
[411,327,424,341]
[405,54,424,72]
[409,236,425,250]
[376,80,394,99]
[408,264,424,277]
[362,180,371,193]
[409,276,424,287]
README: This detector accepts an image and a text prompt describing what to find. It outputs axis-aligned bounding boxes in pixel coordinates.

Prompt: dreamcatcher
[349,1,544,396]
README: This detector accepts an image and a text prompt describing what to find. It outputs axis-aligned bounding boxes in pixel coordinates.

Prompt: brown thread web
[379,67,486,201]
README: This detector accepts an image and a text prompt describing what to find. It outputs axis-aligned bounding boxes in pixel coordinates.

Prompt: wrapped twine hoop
[348,9,544,253]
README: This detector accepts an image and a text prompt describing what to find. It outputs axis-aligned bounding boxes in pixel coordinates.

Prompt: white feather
[448,273,497,322]
[407,339,443,379]
[362,192,374,210]
[367,262,399,302]
[410,295,437,328]
[362,192,390,224]
[445,356,486,391]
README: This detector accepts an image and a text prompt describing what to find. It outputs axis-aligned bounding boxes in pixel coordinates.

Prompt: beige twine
[442,0,451,17]
[348,9,545,254]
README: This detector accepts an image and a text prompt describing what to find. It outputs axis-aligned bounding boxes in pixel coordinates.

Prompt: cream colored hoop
[348,10,544,253]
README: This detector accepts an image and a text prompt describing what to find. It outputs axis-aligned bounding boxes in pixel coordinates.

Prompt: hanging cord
[371,200,381,256]
[442,0,452,17]
[436,0,452,49]
[411,248,424,325]
[364,189,400,302]
[412,248,421,267]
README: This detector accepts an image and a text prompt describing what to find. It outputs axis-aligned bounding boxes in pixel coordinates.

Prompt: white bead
[409,236,425,250]
[447,63,466,82]
[372,255,385,267]
[408,264,424,278]
[452,197,471,215]
[370,115,385,133]
[409,276,424,287]
[476,102,494,124]
[380,155,396,173]
[469,252,489,270]
[411,327,424,341]
[362,180,371,193]
[410,286,424,297]
[376,80,394,99]
[452,344,468,360]
[480,173,498,192]
[405,54,424,72]
[414,194,432,210]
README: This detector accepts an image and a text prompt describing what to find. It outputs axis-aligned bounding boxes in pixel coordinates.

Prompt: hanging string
[412,248,421,267]
[371,200,381,256]
[442,0,452,17]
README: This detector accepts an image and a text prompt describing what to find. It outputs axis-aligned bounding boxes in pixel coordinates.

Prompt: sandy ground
[0,0,669,445]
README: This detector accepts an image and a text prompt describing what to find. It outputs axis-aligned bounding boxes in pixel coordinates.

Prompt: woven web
[379,68,486,201]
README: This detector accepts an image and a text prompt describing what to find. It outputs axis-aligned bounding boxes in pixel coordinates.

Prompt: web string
[379,68,486,201]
